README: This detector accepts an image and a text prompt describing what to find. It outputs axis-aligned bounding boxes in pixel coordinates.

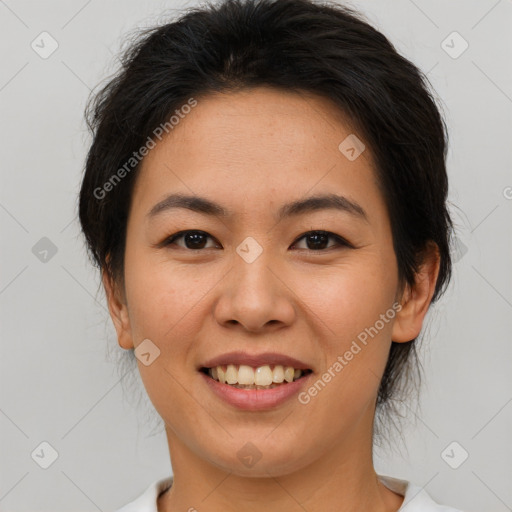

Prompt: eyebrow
[147,192,369,223]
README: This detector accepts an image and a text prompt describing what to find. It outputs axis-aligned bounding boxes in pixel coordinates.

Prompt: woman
[78,0,463,510]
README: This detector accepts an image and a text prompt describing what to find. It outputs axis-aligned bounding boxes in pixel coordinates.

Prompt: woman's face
[105,86,415,477]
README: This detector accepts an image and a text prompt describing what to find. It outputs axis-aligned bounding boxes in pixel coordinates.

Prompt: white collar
[116,473,462,511]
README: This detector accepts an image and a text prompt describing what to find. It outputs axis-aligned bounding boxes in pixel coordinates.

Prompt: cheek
[125,242,200,327]
[298,255,397,332]
[124,261,206,414]
[298,254,397,391]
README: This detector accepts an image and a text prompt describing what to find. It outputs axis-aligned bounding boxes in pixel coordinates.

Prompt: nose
[213,249,296,333]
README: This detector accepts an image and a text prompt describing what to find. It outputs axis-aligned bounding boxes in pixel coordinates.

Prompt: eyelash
[161,229,352,252]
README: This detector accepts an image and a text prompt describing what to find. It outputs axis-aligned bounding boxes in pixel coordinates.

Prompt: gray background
[1,0,511,510]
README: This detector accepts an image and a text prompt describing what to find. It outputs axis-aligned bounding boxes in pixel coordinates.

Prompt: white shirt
[114,474,464,511]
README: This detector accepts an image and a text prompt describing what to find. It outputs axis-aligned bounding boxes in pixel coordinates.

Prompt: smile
[199,364,314,410]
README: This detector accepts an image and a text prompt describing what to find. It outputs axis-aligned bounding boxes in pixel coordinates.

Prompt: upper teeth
[209,364,304,385]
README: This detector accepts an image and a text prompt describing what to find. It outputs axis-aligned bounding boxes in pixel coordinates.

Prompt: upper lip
[200,351,312,371]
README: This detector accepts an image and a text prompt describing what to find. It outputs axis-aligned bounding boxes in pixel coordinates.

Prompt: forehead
[130,86,383,224]
[156,87,363,160]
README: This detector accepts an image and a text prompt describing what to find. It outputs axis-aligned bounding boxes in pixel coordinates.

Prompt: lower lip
[200,371,313,411]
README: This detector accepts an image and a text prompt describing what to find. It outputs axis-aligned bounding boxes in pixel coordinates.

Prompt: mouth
[200,364,314,390]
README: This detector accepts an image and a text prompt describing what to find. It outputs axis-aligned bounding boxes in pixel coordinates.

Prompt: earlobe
[391,242,441,343]
[101,268,134,350]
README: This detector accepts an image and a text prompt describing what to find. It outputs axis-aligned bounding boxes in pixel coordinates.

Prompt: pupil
[307,232,328,250]
[185,232,206,249]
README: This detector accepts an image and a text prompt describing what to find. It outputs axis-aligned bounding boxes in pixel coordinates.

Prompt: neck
[158,408,403,512]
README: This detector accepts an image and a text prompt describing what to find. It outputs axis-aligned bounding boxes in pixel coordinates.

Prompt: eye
[160,229,352,251]
[162,230,219,250]
[291,230,351,251]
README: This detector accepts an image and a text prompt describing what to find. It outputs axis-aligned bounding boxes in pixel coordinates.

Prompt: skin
[103,86,440,512]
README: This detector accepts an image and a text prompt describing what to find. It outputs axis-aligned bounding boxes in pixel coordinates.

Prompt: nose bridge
[233,234,278,302]
[214,235,295,331]
[235,239,274,290]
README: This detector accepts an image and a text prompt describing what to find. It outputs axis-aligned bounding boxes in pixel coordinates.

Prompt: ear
[391,242,441,343]
[102,266,134,350]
